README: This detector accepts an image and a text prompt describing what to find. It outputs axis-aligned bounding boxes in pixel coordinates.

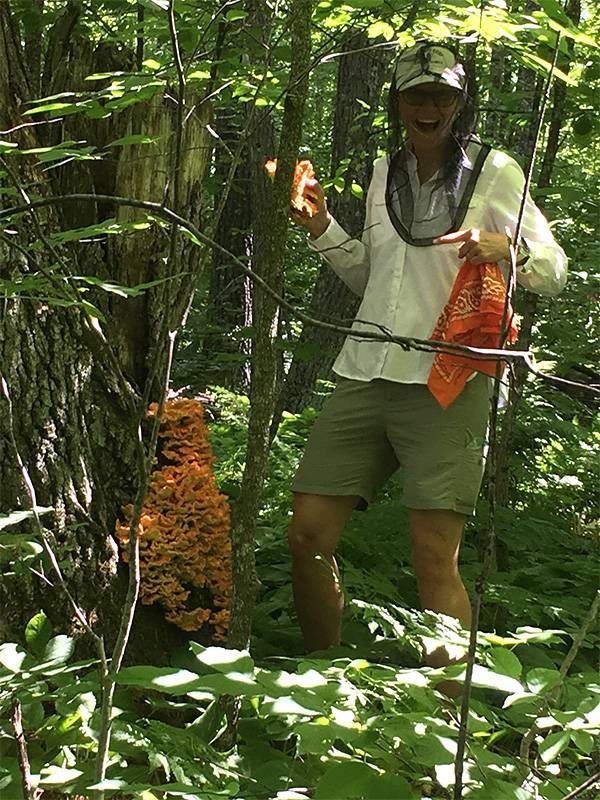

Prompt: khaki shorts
[292,375,490,515]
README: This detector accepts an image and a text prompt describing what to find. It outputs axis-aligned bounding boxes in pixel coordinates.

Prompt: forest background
[0,0,598,798]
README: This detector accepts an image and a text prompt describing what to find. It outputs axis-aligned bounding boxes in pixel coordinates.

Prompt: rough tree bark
[0,2,210,649]
[281,30,389,412]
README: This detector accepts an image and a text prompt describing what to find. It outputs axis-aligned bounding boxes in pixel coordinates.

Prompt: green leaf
[487,647,522,679]
[189,643,254,673]
[450,665,522,694]
[0,507,53,530]
[466,779,532,799]
[141,0,169,10]
[570,730,595,753]
[107,134,157,147]
[25,612,53,657]
[526,667,561,694]
[39,766,83,786]
[367,21,395,40]
[226,8,248,20]
[315,762,418,799]
[116,666,204,694]
[41,635,74,666]
[539,730,570,763]
[188,700,224,743]
[0,643,27,673]
[533,0,569,23]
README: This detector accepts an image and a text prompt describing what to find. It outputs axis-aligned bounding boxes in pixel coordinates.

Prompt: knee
[287,518,334,561]
[412,542,458,585]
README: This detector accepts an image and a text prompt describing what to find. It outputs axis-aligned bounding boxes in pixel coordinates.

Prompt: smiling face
[398,82,463,154]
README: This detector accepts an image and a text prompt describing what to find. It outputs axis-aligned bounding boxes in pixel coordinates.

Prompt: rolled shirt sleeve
[489,152,568,296]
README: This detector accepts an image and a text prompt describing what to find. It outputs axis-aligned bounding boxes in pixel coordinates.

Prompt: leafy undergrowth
[1,389,598,799]
[0,607,598,800]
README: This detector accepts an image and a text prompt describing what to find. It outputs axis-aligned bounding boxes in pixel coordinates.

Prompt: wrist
[308,212,331,240]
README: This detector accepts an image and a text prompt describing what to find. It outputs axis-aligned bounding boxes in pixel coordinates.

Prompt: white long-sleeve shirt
[308,147,568,385]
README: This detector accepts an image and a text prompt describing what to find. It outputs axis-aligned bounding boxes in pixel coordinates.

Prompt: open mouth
[414,120,441,134]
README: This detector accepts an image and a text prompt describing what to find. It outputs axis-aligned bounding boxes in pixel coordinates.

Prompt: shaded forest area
[0,0,599,798]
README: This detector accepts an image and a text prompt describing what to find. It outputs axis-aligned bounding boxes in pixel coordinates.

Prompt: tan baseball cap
[394,42,466,92]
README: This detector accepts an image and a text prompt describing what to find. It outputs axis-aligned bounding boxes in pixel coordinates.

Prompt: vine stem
[519,590,600,789]
[453,32,563,800]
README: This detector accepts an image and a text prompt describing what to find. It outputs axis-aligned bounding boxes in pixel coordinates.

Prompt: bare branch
[10,700,43,800]
[1,192,597,398]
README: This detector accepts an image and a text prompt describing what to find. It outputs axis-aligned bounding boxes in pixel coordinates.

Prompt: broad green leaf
[199,671,258,696]
[570,730,595,753]
[25,612,53,657]
[487,647,522,678]
[226,8,248,20]
[513,627,565,644]
[141,0,169,10]
[39,766,83,786]
[261,695,321,717]
[533,0,569,23]
[526,667,561,694]
[539,730,570,763]
[189,643,254,673]
[187,70,211,81]
[503,691,541,709]
[0,507,52,529]
[107,134,157,147]
[367,21,394,40]
[40,635,74,666]
[466,778,532,799]
[116,666,203,694]
[315,761,418,799]
[450,665,522,694]
[188,700,224,743]
[0,643,28,673]
[27,102,78,115]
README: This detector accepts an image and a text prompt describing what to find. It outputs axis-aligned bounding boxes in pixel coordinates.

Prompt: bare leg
[288,492,359,651]
[409,508,471,693]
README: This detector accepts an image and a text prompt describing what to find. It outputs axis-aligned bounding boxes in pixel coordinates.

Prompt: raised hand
[290,178,331,240]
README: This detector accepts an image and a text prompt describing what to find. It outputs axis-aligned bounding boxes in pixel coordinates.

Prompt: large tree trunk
[281,31,389,412]
[0,3,210,649]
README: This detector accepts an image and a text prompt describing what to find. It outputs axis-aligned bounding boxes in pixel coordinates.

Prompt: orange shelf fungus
[116,398,231,639]
[264,158,317,217]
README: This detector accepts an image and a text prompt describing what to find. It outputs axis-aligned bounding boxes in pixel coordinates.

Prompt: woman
[288,41,567,658]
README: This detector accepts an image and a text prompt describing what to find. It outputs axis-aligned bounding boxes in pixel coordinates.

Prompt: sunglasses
[399,88,460,108]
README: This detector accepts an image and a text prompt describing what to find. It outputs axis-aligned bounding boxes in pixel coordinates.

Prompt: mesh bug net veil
[385,41,490,246]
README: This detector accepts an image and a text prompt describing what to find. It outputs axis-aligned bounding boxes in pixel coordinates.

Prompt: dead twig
[10,699,43,800]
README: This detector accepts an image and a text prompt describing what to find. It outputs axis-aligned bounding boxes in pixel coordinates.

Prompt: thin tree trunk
[227,0,312,649]
[281,30,389,413]
[493,2,579,575]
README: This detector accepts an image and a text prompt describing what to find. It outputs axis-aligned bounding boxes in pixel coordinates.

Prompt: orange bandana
[427,260,518,409]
